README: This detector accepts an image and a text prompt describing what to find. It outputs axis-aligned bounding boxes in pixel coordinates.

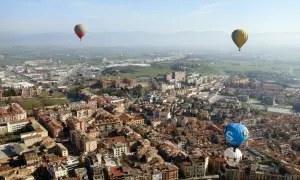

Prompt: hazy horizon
[2,31,300,49]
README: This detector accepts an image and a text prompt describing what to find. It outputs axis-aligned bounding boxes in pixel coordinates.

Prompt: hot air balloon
[224,123,249,147]
[232,29,248,51]
[74,24,87,41]
[224,147,243,167]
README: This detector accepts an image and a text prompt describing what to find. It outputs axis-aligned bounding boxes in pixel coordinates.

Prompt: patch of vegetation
[0,134,20,143]
[39,91,65,98]
[1,87,21,96]
[4,90,72,111]
[103,66,172,78]
[151,60,222,75]
[96,85,147,98]
[102,66,138,76]
[0,129,27,143]
[20,98,71,110]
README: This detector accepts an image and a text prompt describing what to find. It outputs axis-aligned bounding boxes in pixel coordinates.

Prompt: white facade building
[0,120,29,135]
[48,164,68,179]
[112,143,128,157]
[160,84,174,92]
[7,120,29,133]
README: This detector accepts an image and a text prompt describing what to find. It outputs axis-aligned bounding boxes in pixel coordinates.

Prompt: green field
[4,91,72,112]
[180,59,300,78]
[121,67,172,77]
[292,69,300,78]
[39,91,66,98]
[197,60,294,73]
[16,98,71,110]
[103,65,222,78]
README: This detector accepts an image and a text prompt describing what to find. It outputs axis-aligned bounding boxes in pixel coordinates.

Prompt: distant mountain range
[1,31,300,48]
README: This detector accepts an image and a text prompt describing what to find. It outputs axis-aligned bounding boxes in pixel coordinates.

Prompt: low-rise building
[86,153,105,180]
[23,151,41,165]
[74,168,89,180]
[7,120,29,133]
[101,136,129,157]
[0,119,30,135]
[72,108,93,118]
[179,155,209,178]
[23,134,42,146]
[119,113,144,126]
[56,143,68,157]
[0,124,7,134]
[48,163,68,179]
[63,157,80,171]
[10,143,29,155]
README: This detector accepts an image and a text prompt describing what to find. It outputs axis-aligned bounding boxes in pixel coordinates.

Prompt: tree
[275,96,286,105]
[115,90,126,97]
[293,102,300,112]
[133,84,143,97]
[150,77,159,90]
[196,114,203,120]
[5,96,12,105]
[171,127,179,136]
[124,86,130,93]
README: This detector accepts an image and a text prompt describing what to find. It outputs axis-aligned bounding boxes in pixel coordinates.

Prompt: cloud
[188,1,226,17]
[69,0,131,19]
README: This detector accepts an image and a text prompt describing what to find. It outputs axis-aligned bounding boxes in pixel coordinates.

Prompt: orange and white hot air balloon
[74,24,87,41]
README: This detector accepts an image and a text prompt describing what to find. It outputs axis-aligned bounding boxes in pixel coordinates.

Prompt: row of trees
[102,66,138,76]
[1,87,21,97]
[96,84,149,98]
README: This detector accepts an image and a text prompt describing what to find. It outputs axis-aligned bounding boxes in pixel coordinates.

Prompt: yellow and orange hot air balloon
[231,29,248,51]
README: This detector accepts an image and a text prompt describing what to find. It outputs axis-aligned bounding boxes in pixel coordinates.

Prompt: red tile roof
[105,136,126,144]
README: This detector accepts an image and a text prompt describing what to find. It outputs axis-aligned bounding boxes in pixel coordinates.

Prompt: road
[179,175,219,180]
[8,70,36,84]
[57,63,85,86]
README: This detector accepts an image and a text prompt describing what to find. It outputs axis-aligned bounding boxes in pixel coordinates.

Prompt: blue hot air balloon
[224,123,249,147]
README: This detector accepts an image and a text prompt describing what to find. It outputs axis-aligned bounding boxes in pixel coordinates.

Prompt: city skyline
[2,0,300,34]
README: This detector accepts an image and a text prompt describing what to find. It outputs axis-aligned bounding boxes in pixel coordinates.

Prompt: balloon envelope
[224,123,249,147]
[74,24,87,41]
[232,29,248,51]
[224,147,243,167]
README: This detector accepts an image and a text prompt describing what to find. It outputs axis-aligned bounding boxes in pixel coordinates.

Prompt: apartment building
[0,103,27,123]
[66,116,86,131]
[38,115,63,138]
[70,130,97,152]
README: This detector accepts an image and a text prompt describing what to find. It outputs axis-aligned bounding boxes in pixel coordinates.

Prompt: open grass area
[9,92,71,111]
[123,67,172,77]
[292,69,300,78]
[16,98,71,111]
[192,65,223,75]
[199,60,298,73]
[39,91,65,98]
[108,66,172,78]
[101,59,300,79]
[152,61,223,75]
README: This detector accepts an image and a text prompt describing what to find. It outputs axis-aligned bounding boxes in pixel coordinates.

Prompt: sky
[2,0,300,34]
